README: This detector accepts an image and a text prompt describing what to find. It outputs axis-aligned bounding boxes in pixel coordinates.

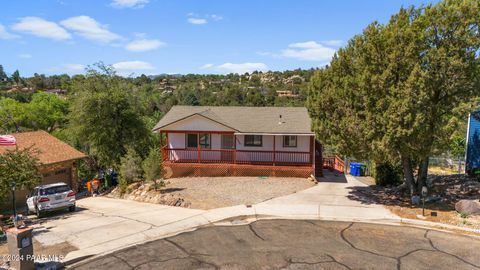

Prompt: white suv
[26,182,76,218]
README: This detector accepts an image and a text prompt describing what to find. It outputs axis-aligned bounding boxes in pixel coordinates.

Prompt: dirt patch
[109,177,315,210]
[107,182,191,207]
[165,176,315,209]
[346,174,480,230]
[0,238,76,266]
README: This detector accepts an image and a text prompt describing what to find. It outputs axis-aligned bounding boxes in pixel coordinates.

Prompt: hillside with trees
[0,63,316,176]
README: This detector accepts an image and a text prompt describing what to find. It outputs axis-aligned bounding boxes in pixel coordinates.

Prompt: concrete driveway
[256,172,399,221]
[72,219,480,270]
[31,197,206,263]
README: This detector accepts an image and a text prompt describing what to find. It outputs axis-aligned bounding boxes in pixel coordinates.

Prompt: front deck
[162,148,314,178]
[162,148,312,166]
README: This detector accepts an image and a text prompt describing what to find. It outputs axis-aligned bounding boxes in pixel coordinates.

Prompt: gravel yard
[164,177,315,209]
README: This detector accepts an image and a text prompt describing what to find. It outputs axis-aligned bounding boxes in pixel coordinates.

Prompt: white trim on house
[234,133,314,136]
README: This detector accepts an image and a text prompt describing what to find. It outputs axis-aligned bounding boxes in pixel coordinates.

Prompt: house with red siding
[153,106,325,178]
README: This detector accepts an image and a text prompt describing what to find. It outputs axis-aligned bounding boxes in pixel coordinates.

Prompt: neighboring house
[466,111,480,175]
[0,130,87,207]
[153,106,323,178]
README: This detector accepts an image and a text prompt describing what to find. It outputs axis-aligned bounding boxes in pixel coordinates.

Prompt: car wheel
[68,205,76,212]
[35,207,43,218]
[25,204,31,215]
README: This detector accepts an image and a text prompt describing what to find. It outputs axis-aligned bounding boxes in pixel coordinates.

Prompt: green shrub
[142,147,165,191]
[119,147,143,192]
[118,177,128,194]
[374,162,402,186]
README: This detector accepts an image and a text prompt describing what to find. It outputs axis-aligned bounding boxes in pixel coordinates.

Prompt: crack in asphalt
[163,238,212,257]
[132,256,219,270]
[287,254,353,270]
[248,223,265,241]
[424,230,480,268]
[130,239,219,270]
[112,254,134,269]
[325,254,354,270]
[340,223,397,260]
[341,223,479,270]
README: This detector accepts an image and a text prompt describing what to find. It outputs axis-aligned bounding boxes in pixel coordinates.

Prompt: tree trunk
[402,155,416,196]
[417,157,429,191]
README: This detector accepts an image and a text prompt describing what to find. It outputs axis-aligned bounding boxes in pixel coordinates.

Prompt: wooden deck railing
[162,148,312,166]
[323,155,345,173]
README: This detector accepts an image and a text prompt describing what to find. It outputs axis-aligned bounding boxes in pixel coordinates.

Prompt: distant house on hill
[153,106,325,178]
[276,90,299,98]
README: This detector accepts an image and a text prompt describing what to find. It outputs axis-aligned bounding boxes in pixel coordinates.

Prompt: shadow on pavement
[317,170,348,183]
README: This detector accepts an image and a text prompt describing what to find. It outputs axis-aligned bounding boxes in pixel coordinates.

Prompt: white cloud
[125,38,166,52]
[188,18,207,25]
[12,17,71,41]
[322,40,343,47]
[203,62,268,74]
[64,63,86,71]
[210,14,223,21]
[112,61,154,71]
[187,13,223,25]
[200,64,214,69]
[0,24,19,40]
[18,54,32,59]
[60,16,121,43]
[111,0,149,8]
[281,41,336,62]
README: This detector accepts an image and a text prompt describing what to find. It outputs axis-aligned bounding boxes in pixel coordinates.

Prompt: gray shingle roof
[153,106,313,134]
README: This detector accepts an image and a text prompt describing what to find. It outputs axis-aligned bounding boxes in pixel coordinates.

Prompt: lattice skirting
[164,162,314,178]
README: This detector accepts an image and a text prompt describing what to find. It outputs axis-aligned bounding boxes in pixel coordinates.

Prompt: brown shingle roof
[0,131,87,165]
[153,106,314,134]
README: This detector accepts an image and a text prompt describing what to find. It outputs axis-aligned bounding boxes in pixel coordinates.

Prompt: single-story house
[153,106,323,178]
[0,130,87,207]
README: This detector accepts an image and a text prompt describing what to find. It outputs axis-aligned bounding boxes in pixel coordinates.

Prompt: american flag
[0,135,16,146]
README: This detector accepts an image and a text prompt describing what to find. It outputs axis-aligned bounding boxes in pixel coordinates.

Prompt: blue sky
[0,0,437,77]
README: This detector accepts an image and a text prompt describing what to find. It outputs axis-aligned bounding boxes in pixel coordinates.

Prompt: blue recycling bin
[350,163,363,176]
[349,163,357,176]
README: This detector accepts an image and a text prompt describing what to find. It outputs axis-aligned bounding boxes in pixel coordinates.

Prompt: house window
[199,133,211,149]
[283,136,297,148]
[221,134,235,149]
[186,133,211,148]
[244,135,262,147]
[186,134,198,148]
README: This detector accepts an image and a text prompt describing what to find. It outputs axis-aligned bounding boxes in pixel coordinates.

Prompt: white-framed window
[283,135,297,148]
[186,133,211,149]
[244,135,262,147]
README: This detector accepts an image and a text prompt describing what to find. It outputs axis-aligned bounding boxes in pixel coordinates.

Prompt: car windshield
[40,185,70,195]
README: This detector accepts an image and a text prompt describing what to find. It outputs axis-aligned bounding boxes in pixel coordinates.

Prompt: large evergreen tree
[308,0,480,195]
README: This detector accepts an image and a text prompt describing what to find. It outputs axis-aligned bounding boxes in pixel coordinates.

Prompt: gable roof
[153,106,313,134]
[0,131,87,165]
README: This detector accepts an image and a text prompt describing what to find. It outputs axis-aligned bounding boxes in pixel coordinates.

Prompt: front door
[221,134,235,162]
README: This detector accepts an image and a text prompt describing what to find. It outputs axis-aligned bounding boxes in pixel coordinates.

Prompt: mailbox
[6,226,34,270]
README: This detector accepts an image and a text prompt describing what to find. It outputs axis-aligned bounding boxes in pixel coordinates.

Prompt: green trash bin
[360,165,367,176]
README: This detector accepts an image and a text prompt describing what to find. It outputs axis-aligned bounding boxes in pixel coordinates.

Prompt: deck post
[273,135,276,166]
[197,134,201,163]
[309,136,313,164]
[165,131,169,148]
[233,134,237,164]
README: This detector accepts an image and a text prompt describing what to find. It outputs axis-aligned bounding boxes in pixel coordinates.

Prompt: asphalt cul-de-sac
[72,219,480,270]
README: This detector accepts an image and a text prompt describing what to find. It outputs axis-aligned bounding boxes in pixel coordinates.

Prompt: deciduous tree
[0,147,41,200]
